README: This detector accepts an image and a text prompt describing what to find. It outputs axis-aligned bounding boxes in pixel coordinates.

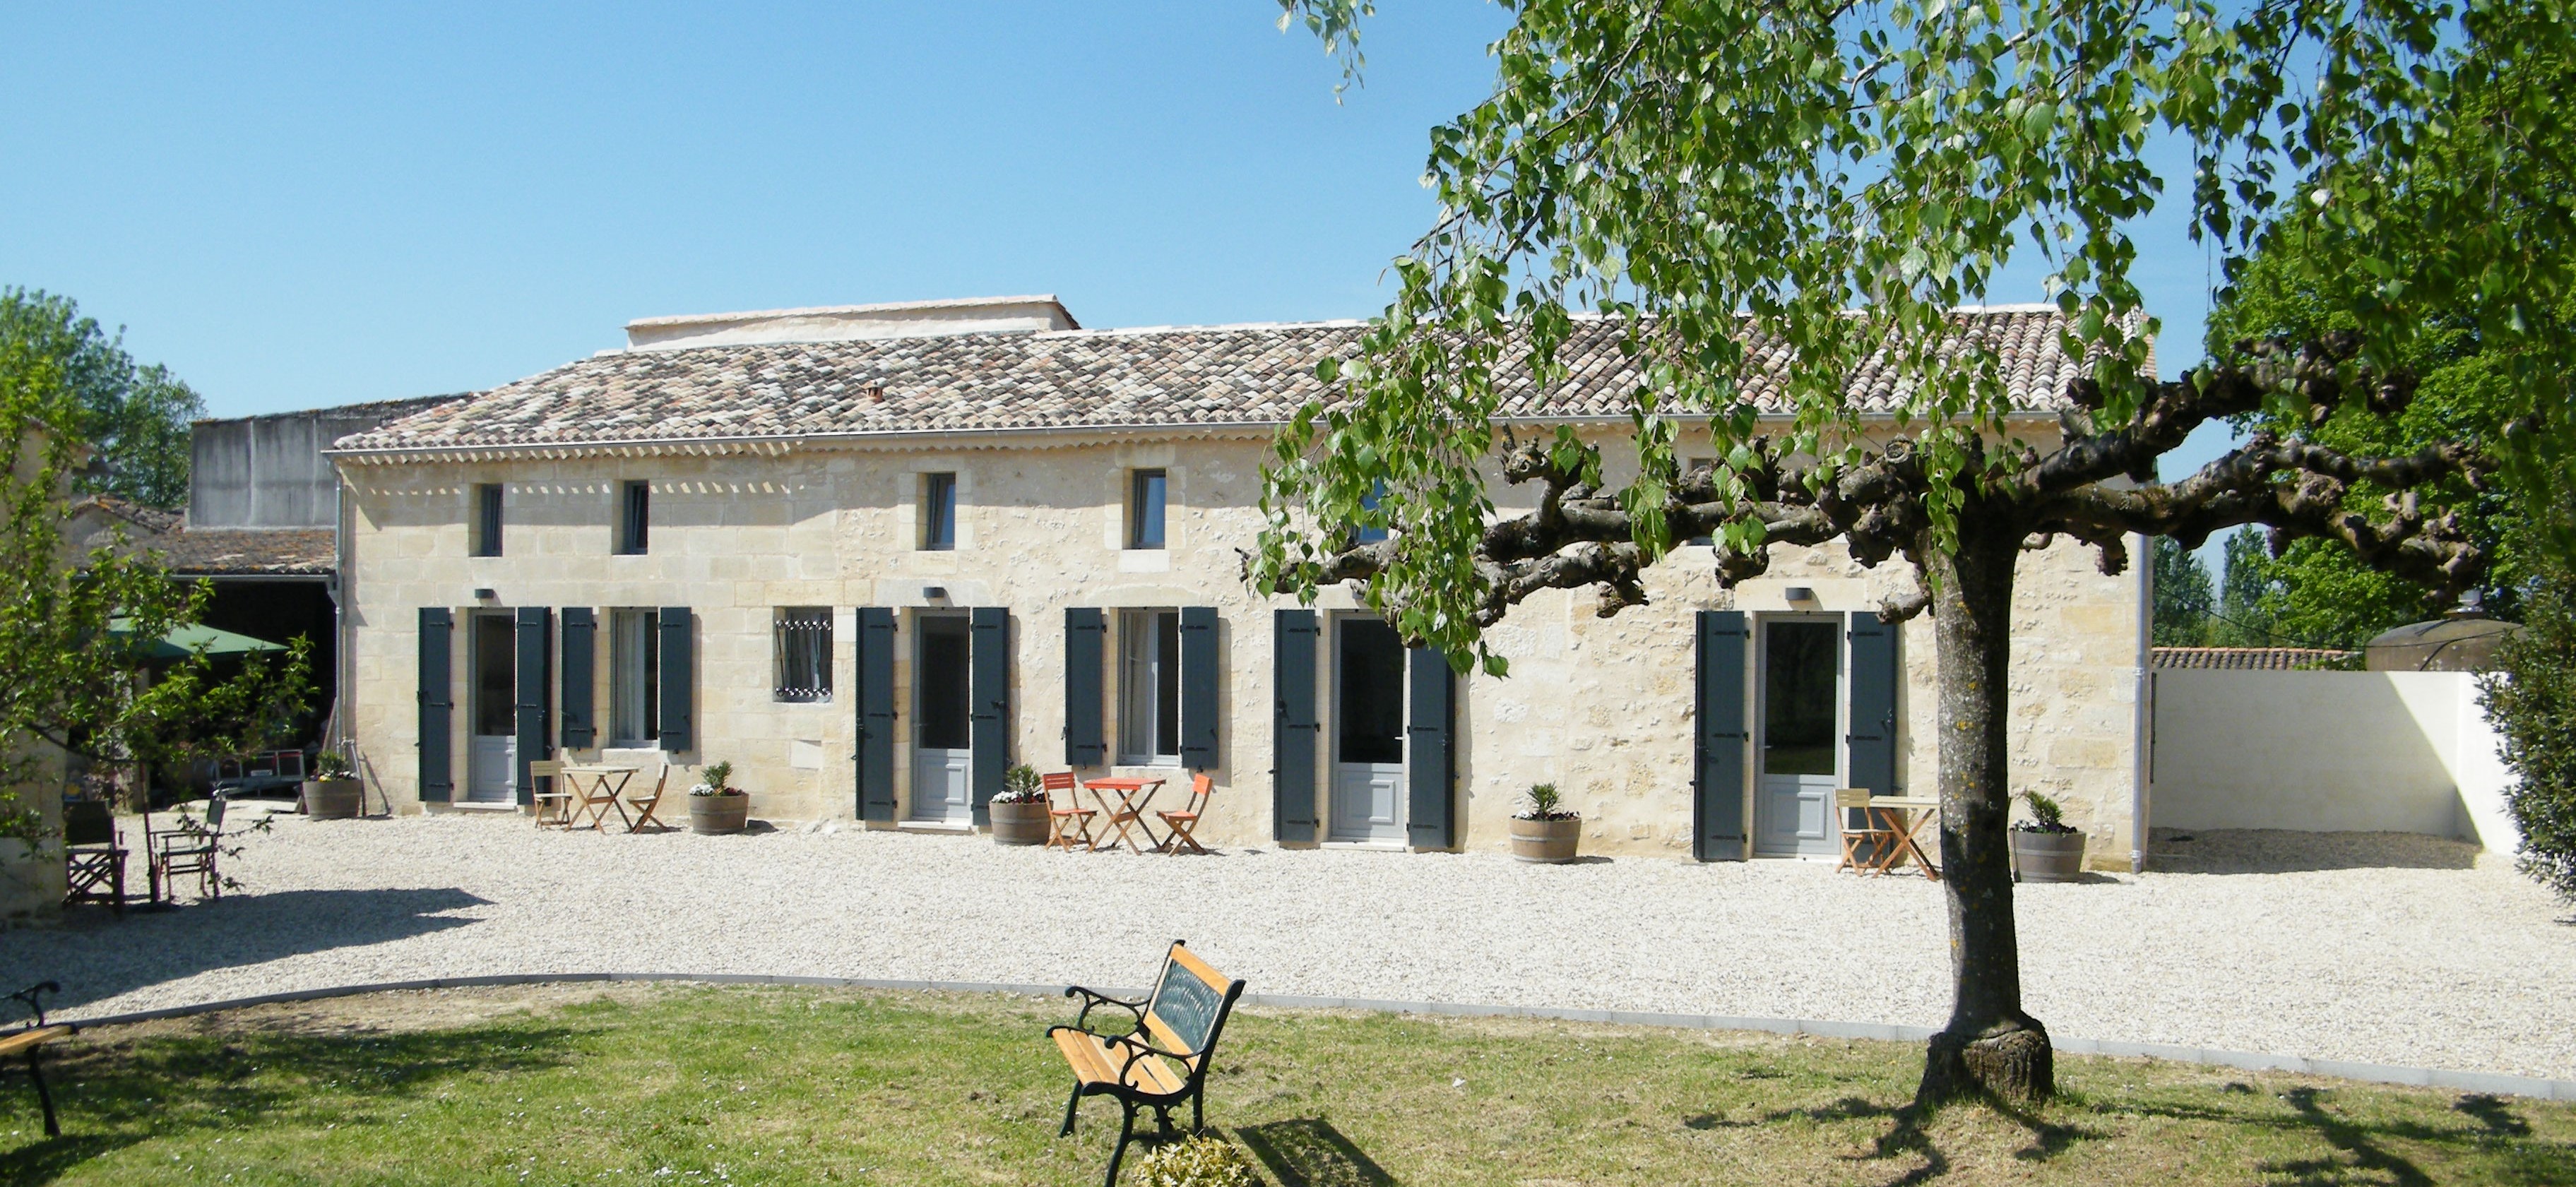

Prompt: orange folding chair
[1156,773,1214,855]
[1043,771,1096,851]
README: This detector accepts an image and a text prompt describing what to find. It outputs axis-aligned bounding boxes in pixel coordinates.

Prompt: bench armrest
[1062,984,1146,1034]
[8,982,59,1029]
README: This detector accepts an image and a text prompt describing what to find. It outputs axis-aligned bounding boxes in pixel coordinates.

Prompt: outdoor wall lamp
[1783,586,1817,604]
[922,585,949,602]
[473,587,497,602]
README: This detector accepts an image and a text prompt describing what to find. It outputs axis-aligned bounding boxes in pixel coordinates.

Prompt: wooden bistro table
[1081,776,1169,854]
[1863,795,1942,880]
[559,765,641,831]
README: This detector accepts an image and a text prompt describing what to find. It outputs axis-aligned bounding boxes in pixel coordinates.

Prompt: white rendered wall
[2151,670,2521,850]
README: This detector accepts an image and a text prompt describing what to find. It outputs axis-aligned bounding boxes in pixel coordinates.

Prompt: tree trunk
[1917,518,2054,1104]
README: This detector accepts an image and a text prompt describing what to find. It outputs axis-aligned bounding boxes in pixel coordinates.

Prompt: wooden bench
[2,982,75,1138]
[1050,941,1247,1186]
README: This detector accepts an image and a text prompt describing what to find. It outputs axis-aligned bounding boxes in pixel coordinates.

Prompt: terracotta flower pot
[2011,829,2087,883]
[990,799,1050,846]
[1509,816,1581,864]
[689,793,749,835]
[302,778,362,820]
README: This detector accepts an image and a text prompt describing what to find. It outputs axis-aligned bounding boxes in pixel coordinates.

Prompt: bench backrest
[1141,941,1245,1074]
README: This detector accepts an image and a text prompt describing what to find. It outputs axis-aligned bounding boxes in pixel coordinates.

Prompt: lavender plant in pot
[687,760,749,835]
[1508,782,1581,864]
[2009,791,2086,883]
[301,749,362,819]
[988,764,1050,846]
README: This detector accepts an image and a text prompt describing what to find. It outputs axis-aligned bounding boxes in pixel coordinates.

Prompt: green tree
[2483,568,2576,904]
[1269,0,2572,1102]
[0,337,307,847]
[2152,537,2214,646]
[0,288,206,509]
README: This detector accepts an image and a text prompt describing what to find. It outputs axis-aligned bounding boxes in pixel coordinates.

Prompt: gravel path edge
[50,971,2576,1104]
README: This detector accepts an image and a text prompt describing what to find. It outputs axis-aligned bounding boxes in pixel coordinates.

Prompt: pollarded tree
[1262,0,2575,1103]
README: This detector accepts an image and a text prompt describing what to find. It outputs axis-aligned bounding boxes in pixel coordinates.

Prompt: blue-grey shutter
[417,607,453,803]
[969,606,1010,823]
[856,608,897,821]
[1694,610,1748,861]
[1272,610,1319,843]
[657,607,693,752]
[559,607,596,748]
[514,607,551,806]
[1064,607,1106,767]
[1406,645,1455,849]
[1847,613,1900,796]
[1180,606,1219,771]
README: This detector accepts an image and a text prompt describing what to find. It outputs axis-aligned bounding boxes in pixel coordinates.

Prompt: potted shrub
[989,764,1050,845]
[301,750,362,819]
[1508,782,1581,864]
[2010,791,2087,882]
[687,760,749,835]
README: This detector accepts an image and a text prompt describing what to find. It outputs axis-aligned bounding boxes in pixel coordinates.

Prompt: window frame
[920,472,958,551]
[1127,468,1168,550]
[1117,608,1182,766]
[471,483,504,556]
[617,480,650,555]
[610,609,660,746]
[772,607,833,703]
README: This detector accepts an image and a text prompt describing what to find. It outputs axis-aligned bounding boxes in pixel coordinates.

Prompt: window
[1128,469,1167,549]
[610,609,659,745]
[471,484,504,556]
[920,472,957,550]
[773,608,832,702]
[1118,609,1182,765]
[617,480,650,554]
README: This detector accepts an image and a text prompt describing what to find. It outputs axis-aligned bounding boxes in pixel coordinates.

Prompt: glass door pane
[1762,620,1839,776]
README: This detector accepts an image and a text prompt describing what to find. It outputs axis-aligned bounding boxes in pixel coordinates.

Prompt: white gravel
[5,814,2572,1079]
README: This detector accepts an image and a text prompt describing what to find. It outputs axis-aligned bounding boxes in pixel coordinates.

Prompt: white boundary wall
[2151,670,2520,851]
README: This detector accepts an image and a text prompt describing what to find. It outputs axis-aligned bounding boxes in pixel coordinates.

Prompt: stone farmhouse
[327,297,2150,868]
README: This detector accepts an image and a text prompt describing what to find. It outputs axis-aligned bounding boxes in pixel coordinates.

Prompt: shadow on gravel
[2147,829,2479,874]
[0,1020,577,1187]
[0,888,489,1015]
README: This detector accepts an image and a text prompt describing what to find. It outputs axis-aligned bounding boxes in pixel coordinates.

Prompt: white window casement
[610,609,659,745]
[773,607,832,703]
[1129,468,1167,549]
[920,472,958,550]
[1117,609,1182,765]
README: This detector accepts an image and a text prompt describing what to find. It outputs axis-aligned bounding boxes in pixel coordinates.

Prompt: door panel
[466,614,516,804]
[1331,617,1408,843]
[1754,618,1842,857]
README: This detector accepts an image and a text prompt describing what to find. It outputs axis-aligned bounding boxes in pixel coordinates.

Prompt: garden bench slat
[0,1025,69,1060]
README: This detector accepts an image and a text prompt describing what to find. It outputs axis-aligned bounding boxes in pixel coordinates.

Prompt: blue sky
[3,1,2233,471]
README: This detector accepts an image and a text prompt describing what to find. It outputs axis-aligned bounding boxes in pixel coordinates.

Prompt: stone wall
[341,425,2144,864]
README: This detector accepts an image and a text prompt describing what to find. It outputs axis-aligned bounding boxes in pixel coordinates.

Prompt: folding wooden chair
[1156,773,1213,855]
[1044,771,1096,851]
[150,794,227,902]
[622,765,672,833]
[528,760,571,827]
[61,797,126,914]
[1834,787,1898,875]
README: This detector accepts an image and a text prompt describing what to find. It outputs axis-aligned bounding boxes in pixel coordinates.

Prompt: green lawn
[4,984,2572,1186]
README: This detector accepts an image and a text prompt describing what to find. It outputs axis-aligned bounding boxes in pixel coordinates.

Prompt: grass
[3,984,2573,1186]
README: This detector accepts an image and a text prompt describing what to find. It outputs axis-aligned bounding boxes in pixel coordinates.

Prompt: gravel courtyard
[6,813,2572,1080]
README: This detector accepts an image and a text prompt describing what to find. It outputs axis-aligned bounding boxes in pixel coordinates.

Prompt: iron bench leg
[25,1048,59,1138]
[1060,1083,1084,1136]
[1103,1100,1138,1187]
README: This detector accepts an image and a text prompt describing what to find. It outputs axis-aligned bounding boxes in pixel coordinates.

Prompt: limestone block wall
[341,424,2144,864]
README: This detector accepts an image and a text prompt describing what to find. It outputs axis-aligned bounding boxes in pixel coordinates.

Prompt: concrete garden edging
[53,972,2576,1103]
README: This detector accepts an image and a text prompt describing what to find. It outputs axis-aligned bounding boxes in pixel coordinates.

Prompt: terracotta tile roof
[153,527,336,576]
[331,307,2096,455]
[2152,647,2361,671]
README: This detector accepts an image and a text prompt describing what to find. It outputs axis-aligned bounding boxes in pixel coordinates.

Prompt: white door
[1329,617,1407,844]
[911,614,973,823]
[465,613,518,805]
[1754,617,1843,857]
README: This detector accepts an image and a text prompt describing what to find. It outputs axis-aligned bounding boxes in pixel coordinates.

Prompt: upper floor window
[471,484,504,556]
[773,608,833,703]
[920,472,957,550]
[1129,468,1167,550]
[617,480,650,554]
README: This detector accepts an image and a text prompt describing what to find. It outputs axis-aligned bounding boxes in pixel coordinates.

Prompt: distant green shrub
[2484,569,2576,903]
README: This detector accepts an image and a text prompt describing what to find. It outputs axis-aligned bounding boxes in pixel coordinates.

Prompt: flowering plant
[989,763,1047,805]
[689,760,742,797]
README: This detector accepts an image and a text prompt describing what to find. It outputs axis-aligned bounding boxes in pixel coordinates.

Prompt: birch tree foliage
[1261,0,2576,671]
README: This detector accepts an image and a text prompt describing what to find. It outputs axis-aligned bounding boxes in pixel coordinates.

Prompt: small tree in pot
[1508,782,1580,864]
[301,748,362,819]
[687,760,747,835]
[989,764,1050,846]
[2010,792,2084,883]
